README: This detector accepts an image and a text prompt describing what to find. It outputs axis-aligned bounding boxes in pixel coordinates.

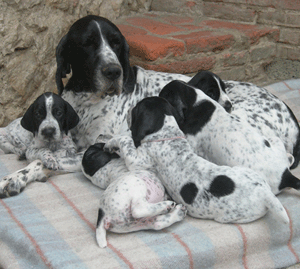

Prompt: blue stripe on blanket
[2,194,88,269]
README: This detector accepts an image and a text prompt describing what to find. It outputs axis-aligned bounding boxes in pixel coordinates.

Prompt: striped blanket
[1,79,300,269]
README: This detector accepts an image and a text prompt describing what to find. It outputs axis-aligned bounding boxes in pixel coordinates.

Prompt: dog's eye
[35,109,44,118]
[206,89,217,100]
[109,38,121,50]
[53,109,63,118]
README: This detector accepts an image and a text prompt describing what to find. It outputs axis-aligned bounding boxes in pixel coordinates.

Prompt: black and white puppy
[188,71,232,113]
[0,92,80,197]
[82,143,186,248]
[159,80,299,195]
[104,97,289,224]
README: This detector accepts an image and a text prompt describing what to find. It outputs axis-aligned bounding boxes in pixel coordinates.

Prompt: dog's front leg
[0,160,51,198]
[26,147,59,171]
[104,135,152,171]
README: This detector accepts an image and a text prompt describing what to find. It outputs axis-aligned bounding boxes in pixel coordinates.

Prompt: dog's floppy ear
[130,98,166,147]
[21,103,37,135]
[63,100,79,134]
[120,39,136,94]
[56,35,71,95]
[159,80,196,120]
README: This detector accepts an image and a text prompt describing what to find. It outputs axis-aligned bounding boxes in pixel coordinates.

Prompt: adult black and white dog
[0,92,80,197]
[104,97,289,224]
[55,15,232,150]
[159,80,299,195]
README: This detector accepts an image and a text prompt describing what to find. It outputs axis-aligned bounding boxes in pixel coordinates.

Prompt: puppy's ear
[56,35,71,95]
[63,100,79,134]
[130,100,165,147]
[159,80,196,120]
[120,39,136,94]
[21,104,36,135]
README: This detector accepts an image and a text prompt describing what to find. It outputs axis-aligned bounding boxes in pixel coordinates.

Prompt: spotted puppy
[160,80,299,195]
[104,97,289,224]
[0,92,81,197]
[81,143,186,248]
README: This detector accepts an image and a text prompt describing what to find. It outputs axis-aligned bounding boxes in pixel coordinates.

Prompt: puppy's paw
[43,155,59,170]
[103,138,119,153]
[0,173,26,198]
[95,134,113,144]
[176,204,187,218]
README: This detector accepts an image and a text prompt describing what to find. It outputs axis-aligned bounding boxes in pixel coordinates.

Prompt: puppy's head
[56,15,135,96]
[159,80,216,135]
[129,97,182,147]
[188,71,232,112]
[21,92,79,142]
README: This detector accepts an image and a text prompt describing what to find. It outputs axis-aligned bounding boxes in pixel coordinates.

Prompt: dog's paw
[0,174,26,198]
[176,204,187,218]
[165,201,176,213]
[95,134,113,144]
[42,155,59,170]
[103,138,119,153]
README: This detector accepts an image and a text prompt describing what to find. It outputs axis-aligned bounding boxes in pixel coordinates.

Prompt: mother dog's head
[56,15,136,97]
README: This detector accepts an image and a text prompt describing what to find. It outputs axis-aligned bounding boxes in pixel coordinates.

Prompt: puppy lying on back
[82,143,187,248]
[0,92,79,170]
[159,80,299,195]
[104,97,289,224]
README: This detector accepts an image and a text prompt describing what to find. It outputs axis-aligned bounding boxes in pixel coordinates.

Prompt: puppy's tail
[96,208,108,248]
[265,191,289,224]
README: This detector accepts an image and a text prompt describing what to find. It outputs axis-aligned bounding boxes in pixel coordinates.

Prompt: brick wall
[202,0,300,61]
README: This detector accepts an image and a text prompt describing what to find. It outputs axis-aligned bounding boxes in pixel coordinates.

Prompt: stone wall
[0,0,151,126]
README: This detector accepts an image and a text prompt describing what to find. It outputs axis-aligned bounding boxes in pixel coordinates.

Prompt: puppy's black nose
[102,65,121,80]
[224,101,232,113]
[41,127,56,139]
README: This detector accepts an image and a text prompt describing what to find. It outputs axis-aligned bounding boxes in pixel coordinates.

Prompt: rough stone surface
[0,0,151,126]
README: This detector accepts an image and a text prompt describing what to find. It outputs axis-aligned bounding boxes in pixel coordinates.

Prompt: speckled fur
[226,81,300,169]
[105,98,289,224]
[82,153,186,248]
[161,81,297,194]
[0,93,81,198]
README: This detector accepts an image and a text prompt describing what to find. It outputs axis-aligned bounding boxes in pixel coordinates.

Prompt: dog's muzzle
[101,64,121,81]
[41,127,56,140]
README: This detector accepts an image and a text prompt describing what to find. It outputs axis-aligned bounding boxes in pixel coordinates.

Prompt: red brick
[117,25,147,37]
[126,34,185,61]
[185,1,196,8]
[162,16,194,25]
[126,17,183,35]
[180,25,206,31]
[132,56,216,74]
[203,2,256,22]
[202,20,279,44]
[173,31,235,54]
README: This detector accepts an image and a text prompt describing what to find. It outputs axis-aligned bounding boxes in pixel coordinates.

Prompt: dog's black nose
[224,101,232,113]
[102,65,121,80]
[41,127,56,139]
